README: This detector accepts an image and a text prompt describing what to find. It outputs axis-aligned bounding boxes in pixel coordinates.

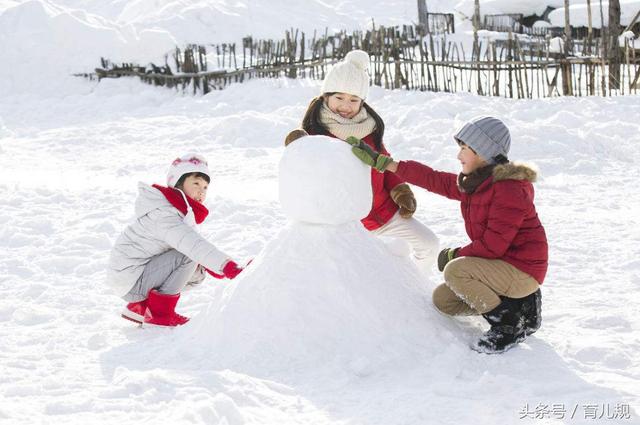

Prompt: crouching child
[107,153,247,327]
[348,116,548,354]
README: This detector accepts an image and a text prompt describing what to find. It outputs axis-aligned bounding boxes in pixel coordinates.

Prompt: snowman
[185,134,447,377]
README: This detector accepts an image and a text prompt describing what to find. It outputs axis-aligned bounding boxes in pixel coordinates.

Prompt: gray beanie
[453,116,511,164]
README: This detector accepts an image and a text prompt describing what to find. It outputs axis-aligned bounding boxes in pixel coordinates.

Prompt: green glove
[346,136,393,172]
[437,247,459,272]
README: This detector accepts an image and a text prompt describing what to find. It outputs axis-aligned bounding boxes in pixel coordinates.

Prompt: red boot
[143,289,189,327]
[121,300,147,324]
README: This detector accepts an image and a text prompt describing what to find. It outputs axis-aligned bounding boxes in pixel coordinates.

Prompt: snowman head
[279,135,373,225]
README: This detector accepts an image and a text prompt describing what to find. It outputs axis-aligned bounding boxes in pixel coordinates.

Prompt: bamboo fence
[84,22,640,99]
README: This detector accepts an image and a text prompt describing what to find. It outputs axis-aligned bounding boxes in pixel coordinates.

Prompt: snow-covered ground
[1,76,639,424]
[2,0,640,424]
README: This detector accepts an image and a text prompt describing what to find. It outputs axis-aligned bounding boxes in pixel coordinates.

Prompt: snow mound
[183,220,445,377]
[4,75,640,424]
[279,135,372,225]
[176,136,447,377]
[0,0,176,95]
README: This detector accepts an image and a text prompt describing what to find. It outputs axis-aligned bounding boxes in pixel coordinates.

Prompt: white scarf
[319,102,377,141]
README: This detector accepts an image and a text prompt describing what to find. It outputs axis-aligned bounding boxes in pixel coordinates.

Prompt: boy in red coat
[348,116,548,354]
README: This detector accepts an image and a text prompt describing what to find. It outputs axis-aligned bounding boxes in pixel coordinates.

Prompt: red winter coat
[325,133,403,230]
[396,160,548,283]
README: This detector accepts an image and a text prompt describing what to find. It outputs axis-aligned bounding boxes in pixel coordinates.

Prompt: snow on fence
[483,14,527,34]
[482,13,610,38]
[83,24,640,99]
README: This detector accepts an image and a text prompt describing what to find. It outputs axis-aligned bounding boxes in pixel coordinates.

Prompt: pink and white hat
[166,153,210,188]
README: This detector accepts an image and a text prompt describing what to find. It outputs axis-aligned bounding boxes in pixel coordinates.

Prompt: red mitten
[222,261,243,279]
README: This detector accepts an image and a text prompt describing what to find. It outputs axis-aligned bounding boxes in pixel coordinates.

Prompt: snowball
[278,135,373,225]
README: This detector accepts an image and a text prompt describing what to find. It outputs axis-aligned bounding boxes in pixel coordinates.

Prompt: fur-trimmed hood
[493,162,538,183]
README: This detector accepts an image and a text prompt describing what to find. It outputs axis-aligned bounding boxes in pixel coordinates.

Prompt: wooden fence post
[608,0,622,89]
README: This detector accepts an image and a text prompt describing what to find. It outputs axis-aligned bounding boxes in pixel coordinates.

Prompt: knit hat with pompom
[320,50,371,100]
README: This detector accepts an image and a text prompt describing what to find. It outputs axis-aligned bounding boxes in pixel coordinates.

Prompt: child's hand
[347,136,393,172]
[437,248,459,272]
[204,260,249,280]
[391,183,416,218]
[285,129,308,146]
[222,260,244,279]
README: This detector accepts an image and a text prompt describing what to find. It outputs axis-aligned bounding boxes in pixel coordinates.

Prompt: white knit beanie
[166,153,210,188]
[320,50,371,100]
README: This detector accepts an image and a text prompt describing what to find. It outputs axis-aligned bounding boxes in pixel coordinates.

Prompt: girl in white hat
[107,153,247,327]
[299,50,439,273]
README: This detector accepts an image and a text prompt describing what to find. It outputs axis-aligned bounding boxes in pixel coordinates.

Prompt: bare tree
[608,0,622,89]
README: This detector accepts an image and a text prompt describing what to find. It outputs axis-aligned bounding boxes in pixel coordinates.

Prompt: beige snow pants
[433,256,540,316]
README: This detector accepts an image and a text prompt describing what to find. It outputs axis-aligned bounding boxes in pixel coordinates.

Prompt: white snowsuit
[107,183,229,297]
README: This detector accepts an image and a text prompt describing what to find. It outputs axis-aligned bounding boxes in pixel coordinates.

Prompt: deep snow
[1,0,640,424]
[1,76,639,424]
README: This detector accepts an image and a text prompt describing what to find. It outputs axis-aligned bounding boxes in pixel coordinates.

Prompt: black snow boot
[520,289,542,336]
[472,297,526,354]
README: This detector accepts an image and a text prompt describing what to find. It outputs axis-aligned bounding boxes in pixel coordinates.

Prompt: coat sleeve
[150,208,231,273]
[395,160,462,201]
[372,142,406,191]
[457,181,528,258]
[383,168,406,191]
